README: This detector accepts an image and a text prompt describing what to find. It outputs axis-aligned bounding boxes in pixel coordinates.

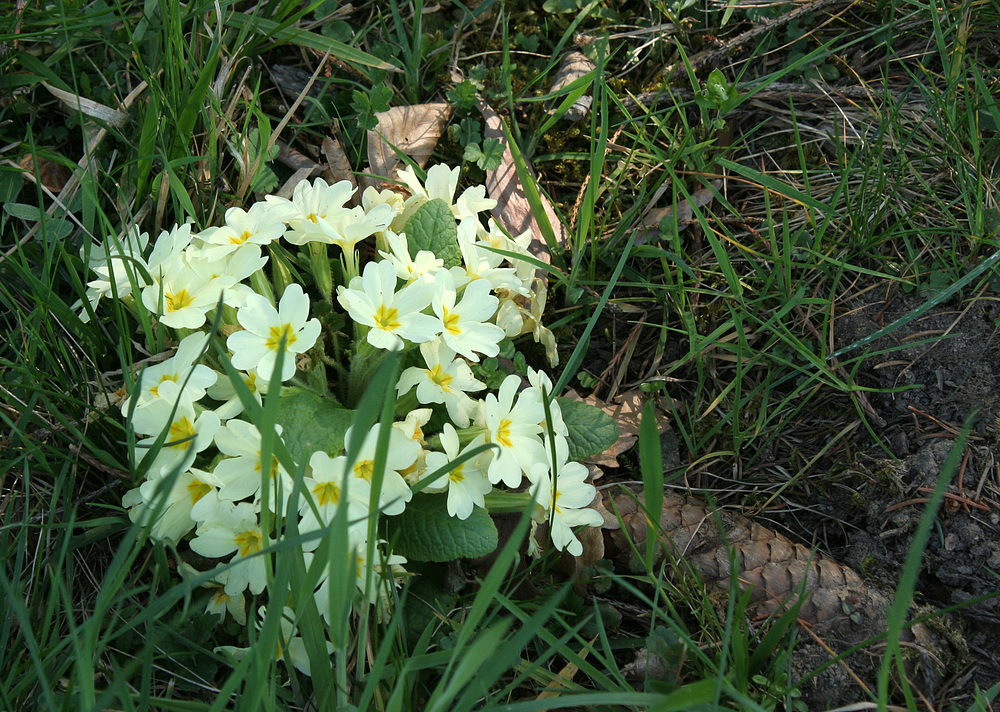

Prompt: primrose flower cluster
[84,164,603,675]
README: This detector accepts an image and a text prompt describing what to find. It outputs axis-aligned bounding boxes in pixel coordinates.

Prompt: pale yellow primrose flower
[216,606,328,676]
[190,501,268,596]
[480,374,547,488]
[422,424,492,520]
[130,392,221,478]
[393,164,497,230]
[197,201,288,261]
[522,367,567,437]
[528,435,603,556]
[265,177,355,245]
[337,259,440,351]
[122,332,217,413]
[396,339,484,428]
[431,269,505,362]
[378,229,443,283]
[146,222,196,272]
[227,284,321,382]
[312,202,394,255]
[122,466,223,545]
[185,243,268,310]
[307,533,407,624]
[362,186,405,216]
[298,450,373,550]
[76,226,149,321]
[207,365,269,420]
[212,420,294,513]
[341,423,419,516]
[177,561,247,627]
[393,407,433,446]
[451,217,519,292]
[141,251,238,329]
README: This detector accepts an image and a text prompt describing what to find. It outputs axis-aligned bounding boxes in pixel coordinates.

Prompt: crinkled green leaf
[386,494,498,562]
[276,387,353,465]
[556,396,618,461]
[402,198,461,269]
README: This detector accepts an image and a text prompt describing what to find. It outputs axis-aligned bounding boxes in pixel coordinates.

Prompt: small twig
[798,620,873,696]
[907,406,984,441]
[662,0,851,79]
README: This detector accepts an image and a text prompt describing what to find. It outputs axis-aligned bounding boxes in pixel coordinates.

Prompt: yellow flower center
[495,419,513,449]
[254,453,281,479]
[442,306,461,335]
[354,460,374,481]
[266,323,297,352]
[312,481,341,507]
[168,416,196,450]
[150,373,177,398]
[234,529,263,557]
[233,529,264,556]
[428,364,453,391]
[165,289,193,313]
[375,304,401,331]
[230,230,252,245]
[449,465,465,484]
[188,479,212,504]
[211,589,231,606]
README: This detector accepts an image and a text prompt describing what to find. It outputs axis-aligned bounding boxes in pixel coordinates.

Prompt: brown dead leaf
[19,154,71,193]
[564,388,673,468]
[547,51,595,122]
[321,136,357,190]
[366,103,450,182]
[636,180,722,245]
[479,100,568,261]
[559,522,605,594]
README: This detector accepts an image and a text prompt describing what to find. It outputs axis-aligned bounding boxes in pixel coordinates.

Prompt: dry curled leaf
[41,81,130,129]
[321,136,356,187]
[564,388,672,468]
[479,101,568,261]
[366,103,450,183]
[547,51,595,122]
[637,180,722,245]
[19,154,71,192]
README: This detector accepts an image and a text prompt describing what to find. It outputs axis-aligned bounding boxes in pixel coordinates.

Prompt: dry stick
[799,622,874,696]
[240,50,330,200]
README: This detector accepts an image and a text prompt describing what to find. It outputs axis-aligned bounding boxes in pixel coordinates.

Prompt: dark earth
[786,281,1000,707]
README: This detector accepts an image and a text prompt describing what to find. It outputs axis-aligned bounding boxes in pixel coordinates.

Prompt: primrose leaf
[556,396,619,461]
[276,387,353,465]
[402,198,462,268]
[386,494,498,561]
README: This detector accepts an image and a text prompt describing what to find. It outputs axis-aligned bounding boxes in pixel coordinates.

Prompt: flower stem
[308,242,334,303]
[483,491,535,514]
